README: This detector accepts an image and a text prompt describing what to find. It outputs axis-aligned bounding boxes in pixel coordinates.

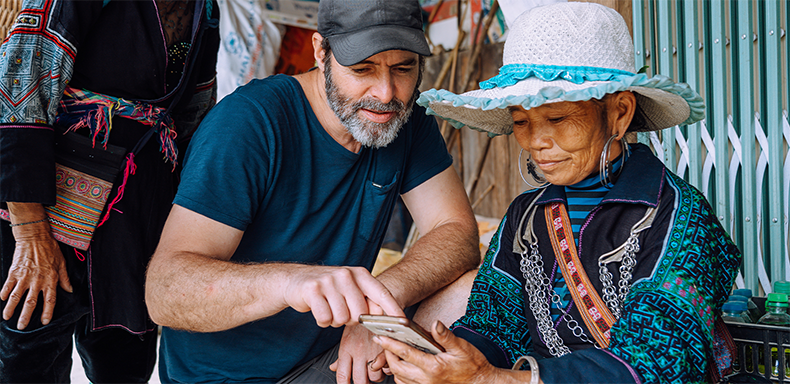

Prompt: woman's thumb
[431,320,455,349]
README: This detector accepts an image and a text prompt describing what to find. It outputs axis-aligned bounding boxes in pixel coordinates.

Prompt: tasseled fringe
[156,117,179,170]
[57,88,179,168]
[62,99,117,149]
[96,152,137,228]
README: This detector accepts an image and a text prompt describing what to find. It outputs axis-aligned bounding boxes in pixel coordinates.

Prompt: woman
[0,0,219,382]
[374,3,741,383]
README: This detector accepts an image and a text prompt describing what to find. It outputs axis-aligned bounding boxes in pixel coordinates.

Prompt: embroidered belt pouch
[45,128,127,250]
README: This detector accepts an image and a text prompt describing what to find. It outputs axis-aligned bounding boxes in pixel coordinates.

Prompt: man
[144,0,480,383]
[0,0,220,382]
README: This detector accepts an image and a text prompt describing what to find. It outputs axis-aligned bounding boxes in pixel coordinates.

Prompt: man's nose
[368,72,395,104]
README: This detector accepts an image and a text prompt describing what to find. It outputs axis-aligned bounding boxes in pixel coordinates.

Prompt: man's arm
[379,166,480,306]
[332,167,480,384]
[144,205,404,333]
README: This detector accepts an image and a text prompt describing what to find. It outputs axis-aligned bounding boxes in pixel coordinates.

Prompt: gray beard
[324,62,417,149]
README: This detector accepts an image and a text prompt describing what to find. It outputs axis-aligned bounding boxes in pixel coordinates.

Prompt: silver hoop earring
[519,149,548,189]
[599,135,628,188]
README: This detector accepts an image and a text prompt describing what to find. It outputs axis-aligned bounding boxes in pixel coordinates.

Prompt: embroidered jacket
[0,0,219,203]
[453,143,742,383]
[0,0,220,333]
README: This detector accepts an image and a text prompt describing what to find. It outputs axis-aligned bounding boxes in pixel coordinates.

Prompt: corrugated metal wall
[632,0,789,294]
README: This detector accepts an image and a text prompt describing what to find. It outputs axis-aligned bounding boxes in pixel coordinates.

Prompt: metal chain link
[516,195,650,356]
[598,232,641,320]
[520,244,572,357]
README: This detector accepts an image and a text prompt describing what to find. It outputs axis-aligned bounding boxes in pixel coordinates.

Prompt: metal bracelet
[512,355,540,384]
[9,218,48,227]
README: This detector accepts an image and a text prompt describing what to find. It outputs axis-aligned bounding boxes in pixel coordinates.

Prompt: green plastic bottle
[773,281,790,297]
[757,293,790,377]
[758,293,790,325]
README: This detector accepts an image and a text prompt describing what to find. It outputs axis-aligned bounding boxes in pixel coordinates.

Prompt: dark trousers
[0,223,157,383]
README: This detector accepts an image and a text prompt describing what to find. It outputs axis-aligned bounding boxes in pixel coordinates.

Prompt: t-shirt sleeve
[174,92,273,230]
[399,105,453,194]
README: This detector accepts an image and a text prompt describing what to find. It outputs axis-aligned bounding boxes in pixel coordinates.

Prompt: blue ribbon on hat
[480,63,636,89]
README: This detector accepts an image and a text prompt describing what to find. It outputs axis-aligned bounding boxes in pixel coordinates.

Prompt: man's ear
[608,91,637,140]
[312,32,326,72]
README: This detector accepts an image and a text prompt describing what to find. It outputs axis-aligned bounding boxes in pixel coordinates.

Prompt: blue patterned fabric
[452,144,742,383]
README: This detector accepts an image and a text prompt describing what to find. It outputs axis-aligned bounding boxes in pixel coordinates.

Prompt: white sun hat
[417,2,705,137]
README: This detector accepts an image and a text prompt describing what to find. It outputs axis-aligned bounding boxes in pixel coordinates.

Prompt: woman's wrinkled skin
[510,91,636,186]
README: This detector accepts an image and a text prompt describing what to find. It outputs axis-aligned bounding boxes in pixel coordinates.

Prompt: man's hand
[283,266,404,328]
[330,323,388,384]
[1,222,71,330]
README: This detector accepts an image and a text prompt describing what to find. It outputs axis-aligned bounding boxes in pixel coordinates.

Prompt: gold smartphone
[359,315,445,355]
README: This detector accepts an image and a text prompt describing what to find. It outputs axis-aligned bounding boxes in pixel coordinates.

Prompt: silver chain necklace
[514,190,657,357]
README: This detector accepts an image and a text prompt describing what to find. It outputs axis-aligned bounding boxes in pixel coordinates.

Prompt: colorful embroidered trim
[545,202,616,348]
[0,164,112,251]
[55,86,178,169]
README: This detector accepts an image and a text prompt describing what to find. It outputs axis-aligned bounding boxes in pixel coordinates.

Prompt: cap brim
[328,25,431,66]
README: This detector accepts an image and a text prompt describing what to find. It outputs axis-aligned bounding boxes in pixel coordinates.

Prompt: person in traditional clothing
[0,1,219,382]
[374,3,742,383]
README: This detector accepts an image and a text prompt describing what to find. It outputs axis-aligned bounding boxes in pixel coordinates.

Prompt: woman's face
[510,99,617,186]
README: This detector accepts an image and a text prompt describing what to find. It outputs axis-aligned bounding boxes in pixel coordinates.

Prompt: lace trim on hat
[480,64,636,89]
[417,73,705,136]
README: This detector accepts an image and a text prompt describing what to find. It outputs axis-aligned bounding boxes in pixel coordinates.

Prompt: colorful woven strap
[545,202,616,348]
[55,86,178,168]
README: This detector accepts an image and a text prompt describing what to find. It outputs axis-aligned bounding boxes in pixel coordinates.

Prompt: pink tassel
[74,249,85,262]
[96,153,136,228]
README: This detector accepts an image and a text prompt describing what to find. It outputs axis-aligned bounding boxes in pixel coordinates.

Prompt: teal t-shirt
[159,74,452,383]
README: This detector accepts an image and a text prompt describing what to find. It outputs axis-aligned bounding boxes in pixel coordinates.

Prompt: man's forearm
[377,219,479,309]
[145,253,291,332]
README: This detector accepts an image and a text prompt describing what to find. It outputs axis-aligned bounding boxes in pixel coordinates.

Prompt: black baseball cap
[318,0,432,66]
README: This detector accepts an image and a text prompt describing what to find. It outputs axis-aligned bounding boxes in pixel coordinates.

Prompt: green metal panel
[708,0,730,228]
[680,0,702,189]
[657,0,676,170]
[733,0,759,293]
[763,0,785,281]
[633,0,650,146]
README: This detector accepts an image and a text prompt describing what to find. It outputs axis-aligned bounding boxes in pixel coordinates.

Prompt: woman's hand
[374,320,502,384]
[1,203,72,330]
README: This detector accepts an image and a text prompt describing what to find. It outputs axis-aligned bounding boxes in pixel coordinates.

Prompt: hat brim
[328,25,431,66]
[417,74,705,136]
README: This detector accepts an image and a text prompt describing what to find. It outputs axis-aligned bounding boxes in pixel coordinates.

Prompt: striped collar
[534,143,664,208]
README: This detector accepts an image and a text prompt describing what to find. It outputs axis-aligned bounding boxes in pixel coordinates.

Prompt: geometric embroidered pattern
[0,0,76,126]
[44,164,112,250]
[453,214,534,364]
[608,172,742,383]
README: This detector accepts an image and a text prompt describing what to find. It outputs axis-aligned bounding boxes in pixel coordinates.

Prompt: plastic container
[734,288,762,324]
[774,281,790,298]
[727,321,790,382]
[758,294,790,326]
[723,301,752,323]
[755,294,790,378]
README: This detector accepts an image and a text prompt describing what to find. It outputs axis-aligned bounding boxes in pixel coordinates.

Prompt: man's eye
[548,117,566,123]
